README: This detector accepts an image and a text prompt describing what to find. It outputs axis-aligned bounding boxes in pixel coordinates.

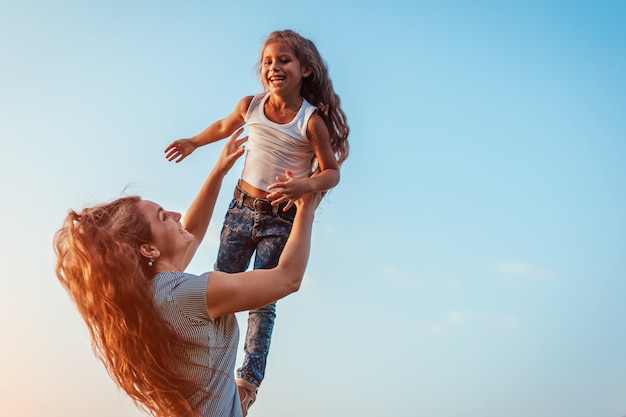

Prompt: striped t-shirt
[151,271,243,417]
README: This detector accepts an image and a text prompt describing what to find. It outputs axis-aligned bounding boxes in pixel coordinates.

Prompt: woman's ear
[139,243,160,259]
[303,67,313,78]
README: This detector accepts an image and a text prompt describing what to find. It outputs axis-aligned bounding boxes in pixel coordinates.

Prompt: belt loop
[236,186,244,206]
[272,204,279,216]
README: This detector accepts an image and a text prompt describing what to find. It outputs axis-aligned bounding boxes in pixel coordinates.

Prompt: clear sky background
[1,1,625,416]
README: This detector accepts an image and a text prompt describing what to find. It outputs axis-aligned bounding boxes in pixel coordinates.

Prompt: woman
[54,129,320,417]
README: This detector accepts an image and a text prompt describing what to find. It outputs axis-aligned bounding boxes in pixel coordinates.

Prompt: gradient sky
[1,1,625,416]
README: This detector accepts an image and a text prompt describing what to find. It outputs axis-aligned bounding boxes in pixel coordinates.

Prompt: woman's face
[137,200,194,258]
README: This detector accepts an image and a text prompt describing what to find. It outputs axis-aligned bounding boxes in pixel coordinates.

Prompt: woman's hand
[294,188,324,213]
[215,128,247,175]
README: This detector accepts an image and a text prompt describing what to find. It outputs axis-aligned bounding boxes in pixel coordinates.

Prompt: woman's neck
[153,257,184,274]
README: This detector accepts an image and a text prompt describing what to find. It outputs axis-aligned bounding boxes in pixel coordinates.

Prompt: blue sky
[1,1,625,416]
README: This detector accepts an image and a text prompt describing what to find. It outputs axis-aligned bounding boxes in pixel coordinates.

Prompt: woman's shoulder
[153,271,213,322]
[152,271,207,293]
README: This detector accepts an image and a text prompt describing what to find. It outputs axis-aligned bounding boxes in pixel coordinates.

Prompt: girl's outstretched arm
[164,96,253,163]
[205,190,321,318]
[180,129,247,269]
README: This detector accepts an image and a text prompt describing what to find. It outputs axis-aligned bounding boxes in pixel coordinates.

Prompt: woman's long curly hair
[259,29,350,168]
[54,196,204,417]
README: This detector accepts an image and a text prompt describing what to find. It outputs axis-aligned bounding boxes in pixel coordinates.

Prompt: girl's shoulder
[306,111,327,132]
[232,95,255,121]
[236,95,256,114]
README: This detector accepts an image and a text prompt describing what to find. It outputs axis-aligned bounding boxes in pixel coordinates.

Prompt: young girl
[165,29,349,414]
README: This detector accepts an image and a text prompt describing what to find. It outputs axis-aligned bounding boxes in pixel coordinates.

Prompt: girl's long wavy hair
[54,196,204,417]
[259,29,350,168]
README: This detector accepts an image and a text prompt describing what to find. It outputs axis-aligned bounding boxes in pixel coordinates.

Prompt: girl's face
[261,41,311,94]
[138,200,193,259]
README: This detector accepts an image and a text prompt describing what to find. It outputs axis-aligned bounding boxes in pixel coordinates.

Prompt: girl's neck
[267,91,303,112]
[264,94,303,124]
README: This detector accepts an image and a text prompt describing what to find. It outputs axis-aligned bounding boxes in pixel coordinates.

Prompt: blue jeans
[214,187,296,387]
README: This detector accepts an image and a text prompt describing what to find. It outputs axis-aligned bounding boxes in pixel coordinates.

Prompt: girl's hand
[165,138,198,163]
[215,128,247,175]
[266,171,310,211]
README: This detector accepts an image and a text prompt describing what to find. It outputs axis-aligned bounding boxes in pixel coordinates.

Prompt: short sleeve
[171,272,212,322]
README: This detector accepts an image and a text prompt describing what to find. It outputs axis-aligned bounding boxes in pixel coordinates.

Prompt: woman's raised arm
[205,190,322,318]
[181,128,247,269]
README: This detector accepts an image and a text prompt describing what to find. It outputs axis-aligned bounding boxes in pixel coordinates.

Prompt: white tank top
[242,93,317,191]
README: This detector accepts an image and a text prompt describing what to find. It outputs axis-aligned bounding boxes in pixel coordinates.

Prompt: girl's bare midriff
[240,179,271,199]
